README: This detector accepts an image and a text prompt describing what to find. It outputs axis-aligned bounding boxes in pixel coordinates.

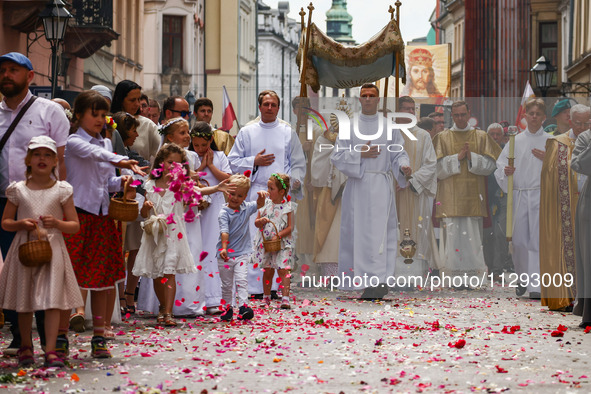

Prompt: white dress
[252,199,294,269]
[0,181,83,312]
[133,179,196,278]
[136,154,206,316]
[199,151,231,307]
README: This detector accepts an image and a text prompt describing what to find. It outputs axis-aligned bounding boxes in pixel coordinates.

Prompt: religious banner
[297,19,406,92]
[383,44,451,99]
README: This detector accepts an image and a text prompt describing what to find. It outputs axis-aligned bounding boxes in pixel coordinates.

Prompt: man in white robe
[228,90,297,296]
[331,83,411,299]
[395,97,437,283]
[432,101,501,284]
[495,99,551,298]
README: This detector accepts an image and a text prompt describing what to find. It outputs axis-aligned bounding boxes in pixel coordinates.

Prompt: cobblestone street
[1,285,590,393]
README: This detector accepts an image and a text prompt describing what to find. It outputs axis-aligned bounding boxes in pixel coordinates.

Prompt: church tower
[326,0,355,45]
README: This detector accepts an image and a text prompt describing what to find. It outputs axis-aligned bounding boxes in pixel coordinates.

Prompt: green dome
[326,0,354,44]
[326,0,352,22]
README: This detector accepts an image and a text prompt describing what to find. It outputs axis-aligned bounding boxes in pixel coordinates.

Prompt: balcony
[64,0,119,59]
[2,1,48,33]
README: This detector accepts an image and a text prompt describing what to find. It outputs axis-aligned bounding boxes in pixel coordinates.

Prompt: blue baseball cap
[0,52,34,71]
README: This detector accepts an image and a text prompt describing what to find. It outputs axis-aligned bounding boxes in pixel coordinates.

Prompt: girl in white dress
[190,122,231,313]
[0,136,83,368]
[252,173,294,309]
[133,143,197,326]
[137,120,230,317]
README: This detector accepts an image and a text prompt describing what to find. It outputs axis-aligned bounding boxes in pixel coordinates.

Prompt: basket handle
[27,222,46,242]
[261,220,280,241]
[122,177,133,203]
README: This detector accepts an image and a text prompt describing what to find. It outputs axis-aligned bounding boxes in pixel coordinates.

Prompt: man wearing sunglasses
[162,95,191,122]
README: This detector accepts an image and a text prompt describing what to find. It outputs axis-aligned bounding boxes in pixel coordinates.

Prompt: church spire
[326,0,355,45]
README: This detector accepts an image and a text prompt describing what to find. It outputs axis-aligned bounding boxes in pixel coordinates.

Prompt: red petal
[177,232,183,239]
[199,251,208,262]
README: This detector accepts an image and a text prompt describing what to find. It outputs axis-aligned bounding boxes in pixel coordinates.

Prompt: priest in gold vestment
[540,104,590,311]
[432,101,502,281]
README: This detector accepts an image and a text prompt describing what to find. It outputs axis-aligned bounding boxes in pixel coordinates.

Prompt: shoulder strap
[0,95,38,154]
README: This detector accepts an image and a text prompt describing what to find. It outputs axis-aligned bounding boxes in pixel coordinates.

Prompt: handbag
[142,214,167,236]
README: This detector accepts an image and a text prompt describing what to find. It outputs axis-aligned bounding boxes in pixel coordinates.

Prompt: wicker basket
[19,223,52,268]
[197,179,210,211]
[108,178,139,222]
[262,221,281,253]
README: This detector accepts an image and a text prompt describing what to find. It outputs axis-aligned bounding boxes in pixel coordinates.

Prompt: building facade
[1,0,118,100]
[205,0,256,132]
[563,0,591,98]
[141,0,205,103]
[257,1,300,124]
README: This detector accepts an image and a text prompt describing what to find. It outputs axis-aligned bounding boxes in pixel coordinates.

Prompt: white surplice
[495,127,551,293]
[228,118,293,294]
[331,113,410,289]
[437,125,497,279]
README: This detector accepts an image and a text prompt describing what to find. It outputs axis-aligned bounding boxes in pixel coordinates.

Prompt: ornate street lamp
[39,0,72,98]
[530,56,556,97]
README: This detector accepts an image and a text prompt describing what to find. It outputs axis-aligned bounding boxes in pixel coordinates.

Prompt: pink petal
[199,251,208,262]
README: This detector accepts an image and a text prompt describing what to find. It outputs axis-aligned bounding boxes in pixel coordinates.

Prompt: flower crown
[158,118,185,136]
[190,129,213,139]
[271,173,287,190]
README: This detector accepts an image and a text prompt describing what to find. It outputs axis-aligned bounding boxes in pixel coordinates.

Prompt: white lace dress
[133,179,196,278]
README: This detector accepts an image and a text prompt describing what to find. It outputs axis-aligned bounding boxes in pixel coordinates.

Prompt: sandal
[17,346,35,367]
[69,312,86,333]
[119,297,127,315]
[124,291,136,314]
[44,350,65,368]
[104,326,116,340]
[163,313,177,327]
[157,305,165,324]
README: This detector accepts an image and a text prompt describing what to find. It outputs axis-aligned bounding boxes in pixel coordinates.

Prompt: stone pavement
[1,285,590,393]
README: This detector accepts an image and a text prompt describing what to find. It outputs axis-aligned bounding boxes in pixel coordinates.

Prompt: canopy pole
[382,5,396,114]
[395,1,402,99]
[299,2,314,98]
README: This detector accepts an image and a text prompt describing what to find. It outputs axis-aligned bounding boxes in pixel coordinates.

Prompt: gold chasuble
[433,129,501,218]
[213,129,235,156]
[540,133,579,310]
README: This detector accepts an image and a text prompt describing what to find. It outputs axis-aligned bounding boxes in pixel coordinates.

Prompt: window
[539,22,558,85]
[162,15,183,73]
[453,21,464,62]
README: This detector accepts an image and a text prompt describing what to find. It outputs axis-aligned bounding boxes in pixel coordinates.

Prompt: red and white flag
[221,85,237,131]
[515,81,535,131]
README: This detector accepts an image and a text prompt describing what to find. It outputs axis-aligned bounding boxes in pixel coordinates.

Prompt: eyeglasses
[170,109,191,118]
[573,121,591,127]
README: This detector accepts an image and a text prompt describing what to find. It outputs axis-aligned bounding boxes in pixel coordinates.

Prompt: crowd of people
[1,50,590,370]
[0,52,304,367]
